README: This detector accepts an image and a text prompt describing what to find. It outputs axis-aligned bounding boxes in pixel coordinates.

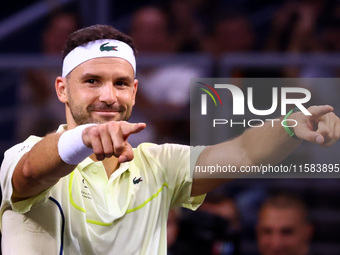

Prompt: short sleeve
[143,143,206,210]
[0,136,50,218]
[168,145,206,210]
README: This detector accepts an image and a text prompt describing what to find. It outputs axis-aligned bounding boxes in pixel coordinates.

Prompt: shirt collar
[56,124,68,133]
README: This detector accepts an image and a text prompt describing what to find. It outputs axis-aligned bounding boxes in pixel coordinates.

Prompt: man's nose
[99,84,116,105]
[270,234,284,251]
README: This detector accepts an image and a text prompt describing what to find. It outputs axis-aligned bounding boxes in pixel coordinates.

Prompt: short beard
[68,101,95,125]
[68,99,131,125]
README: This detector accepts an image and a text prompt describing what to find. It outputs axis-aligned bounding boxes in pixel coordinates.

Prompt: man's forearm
[192,105,338,196]
[12,132,75,200]
[237,116,302,166]
[197,117,301,170]
[11,121,146,201]
[192,116,302,196]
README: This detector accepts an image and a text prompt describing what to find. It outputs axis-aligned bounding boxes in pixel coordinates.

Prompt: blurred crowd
[168,191,315,255]
[123,0,340,55]
[12,0,340,143]
[1,0,340,254]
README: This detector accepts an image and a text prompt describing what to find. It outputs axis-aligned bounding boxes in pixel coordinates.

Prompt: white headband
[62,39,136,77]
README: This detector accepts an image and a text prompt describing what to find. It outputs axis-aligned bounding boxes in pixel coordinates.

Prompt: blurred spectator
[128,6,206,145]
[319,3,340,53]
[130,6,176,53]
[260,1,340,167]
[299,2,340,80]
[200,192,241,234]
[201,12,255,57]
[256,193,313,255]
[199,11,279,79]
[16,11,80,141]
[266,0,324,53]
[174,192,241,255]
[265,0,326,78]
[41,11,80,56]
[165,0,206,52]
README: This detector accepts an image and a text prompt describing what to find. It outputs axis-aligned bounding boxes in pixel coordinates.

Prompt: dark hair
[62,24,137,59]
[260,192,310,222]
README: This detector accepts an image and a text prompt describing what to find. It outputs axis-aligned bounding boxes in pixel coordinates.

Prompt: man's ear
[132,79,138,106]
[55,76,68,103]
[304,223,314,242]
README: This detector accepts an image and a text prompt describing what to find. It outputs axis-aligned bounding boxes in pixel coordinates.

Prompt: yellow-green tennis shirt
[0,125,205,255]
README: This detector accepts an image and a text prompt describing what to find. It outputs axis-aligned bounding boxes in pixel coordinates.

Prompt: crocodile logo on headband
[100,42,118,52]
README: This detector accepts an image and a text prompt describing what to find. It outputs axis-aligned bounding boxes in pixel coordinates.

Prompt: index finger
[120,122,146,137]
[308,105,334,121]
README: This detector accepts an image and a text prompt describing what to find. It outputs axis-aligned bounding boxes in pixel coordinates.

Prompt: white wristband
[58,124,96,165]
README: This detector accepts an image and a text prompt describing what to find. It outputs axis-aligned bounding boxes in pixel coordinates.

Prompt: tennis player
[0,24,339,254]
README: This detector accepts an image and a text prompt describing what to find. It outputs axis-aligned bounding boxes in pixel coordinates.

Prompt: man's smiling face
[57,57,137,128]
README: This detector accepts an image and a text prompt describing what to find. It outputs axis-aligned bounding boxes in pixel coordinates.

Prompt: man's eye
[116,81,127,86]
[86,79,96,84]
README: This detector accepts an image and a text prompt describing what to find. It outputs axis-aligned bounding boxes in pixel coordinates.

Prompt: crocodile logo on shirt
[100,42,118,52]
[133,177,143,185]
